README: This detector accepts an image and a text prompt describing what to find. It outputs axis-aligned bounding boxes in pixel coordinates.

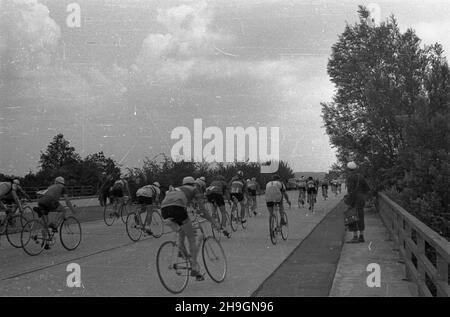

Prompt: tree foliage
[322,6,450,239]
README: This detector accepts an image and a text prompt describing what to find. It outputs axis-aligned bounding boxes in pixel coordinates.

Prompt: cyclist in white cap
[160,176,222,281]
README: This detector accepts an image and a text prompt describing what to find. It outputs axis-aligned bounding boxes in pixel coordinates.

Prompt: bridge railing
[378,192,450,297]
[23,186,96,199]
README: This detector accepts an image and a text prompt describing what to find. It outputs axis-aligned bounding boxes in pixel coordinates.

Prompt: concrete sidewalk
[329,210,418,296]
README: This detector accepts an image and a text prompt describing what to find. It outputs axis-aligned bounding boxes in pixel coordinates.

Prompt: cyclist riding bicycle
[321,179,329,199]
[297,176,307,206]
[265,174,291,225]
[0,179,30,216]
[246,177,259,216]
[228,171,248,225]
[160,176,223,281]
[195,177,207,195]
[98,172,115,206]
[136,181,161,235]
[306,177,317,210]
[110,175,131,217]
[34,177,77,250]
[205,175,231,237]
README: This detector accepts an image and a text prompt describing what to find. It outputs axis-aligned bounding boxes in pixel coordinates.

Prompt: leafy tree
[322,6,450,239]
[39,134,81,172]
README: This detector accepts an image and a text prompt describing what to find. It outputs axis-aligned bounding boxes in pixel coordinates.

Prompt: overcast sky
[1,0,450,175]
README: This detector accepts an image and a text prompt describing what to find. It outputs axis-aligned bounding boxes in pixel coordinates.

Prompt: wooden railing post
[416,236,426,296]
[436,254,449,297]
[404,221,412,281]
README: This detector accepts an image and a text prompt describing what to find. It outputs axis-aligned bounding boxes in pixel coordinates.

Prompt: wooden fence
[378,192,450,296]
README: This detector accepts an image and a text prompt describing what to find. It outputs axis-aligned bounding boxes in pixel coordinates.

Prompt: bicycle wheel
[247,202,252,218]
[269,213,277,245]
[0,212,8,235]
[222,212,232,238]
[120,205,128,224]
[150,210,164,238]
[230,207,238,232]
[6,214,27,248]
[281,213,289,241]
[60,216,82,251]
[103,203,116,226]
[202,236,227,283]
[241,207,247,230]
[211,209,222,241]
[21,220,46,256]
[126,212,142,242]
[156,241,190,294]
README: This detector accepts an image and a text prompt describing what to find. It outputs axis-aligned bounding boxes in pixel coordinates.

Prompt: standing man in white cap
[345,162,370,243]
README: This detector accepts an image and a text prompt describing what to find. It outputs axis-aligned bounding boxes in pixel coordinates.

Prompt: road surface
[0,191,344,296]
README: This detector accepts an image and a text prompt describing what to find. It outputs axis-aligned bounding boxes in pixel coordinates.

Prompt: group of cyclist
[1,170,307,282]
[296,176,343,209]
[94,170,293,280]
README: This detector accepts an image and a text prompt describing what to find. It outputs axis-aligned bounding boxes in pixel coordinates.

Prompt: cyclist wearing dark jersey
[205,175,231,236]
[306,177,317,209]
[246,177,259,216]
[228,171,248,225]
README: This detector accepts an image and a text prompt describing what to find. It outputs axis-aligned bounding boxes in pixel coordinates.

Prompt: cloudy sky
[1,0,450,175]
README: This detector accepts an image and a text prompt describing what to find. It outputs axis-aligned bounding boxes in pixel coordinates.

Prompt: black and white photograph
[0,0,449,300]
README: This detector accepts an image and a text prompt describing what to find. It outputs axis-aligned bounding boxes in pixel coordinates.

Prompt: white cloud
[413,21,450,56]
[0,0,61,73]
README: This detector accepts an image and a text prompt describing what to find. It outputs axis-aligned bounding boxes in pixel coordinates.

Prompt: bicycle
[103,196,129,226]
[0,200,36,248]
[246,195,257,217]
[230,196,247,231]
[322,186,328,200]
[208,200,232,241]
[156,218,227,294]
[20,206,81,256]
[297,189,306,208]
[125,204,164,242]
[307,191,316,213]
[269,202,289,245]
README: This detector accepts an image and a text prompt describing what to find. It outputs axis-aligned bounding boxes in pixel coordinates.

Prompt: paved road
[0,191,344,296]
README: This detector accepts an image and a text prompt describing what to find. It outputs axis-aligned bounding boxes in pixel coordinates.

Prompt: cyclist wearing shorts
[306,177,317,210]
[161,176,221,281]
[321,179,329,199]
[110,175,131,217]
[136,181,161,235]
[265,174,291,225]
[228,171,248,225]
[0,179,30,215]
[246,177,259,216]
[297,176,307,206]
[35,177,77,249]
[98,172,115,206]
[205,175,231,237]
